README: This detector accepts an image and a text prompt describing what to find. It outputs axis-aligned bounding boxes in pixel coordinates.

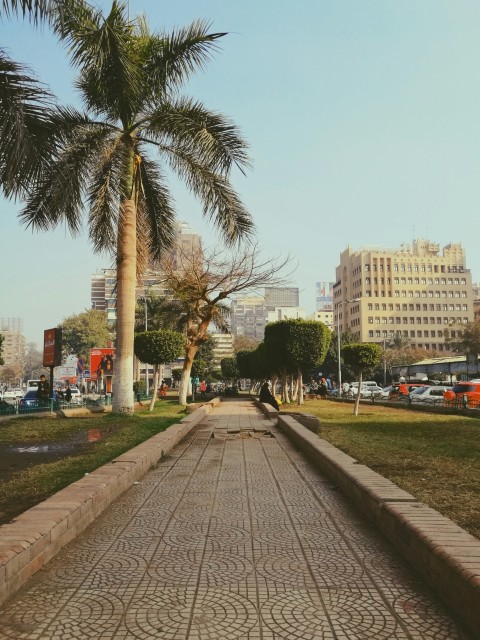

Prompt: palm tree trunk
[113,199,136,413]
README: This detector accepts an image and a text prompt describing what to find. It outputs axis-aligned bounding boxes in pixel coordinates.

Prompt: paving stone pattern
[0,401,470,639]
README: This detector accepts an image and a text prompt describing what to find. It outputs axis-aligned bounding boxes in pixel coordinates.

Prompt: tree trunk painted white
[149,364,159,412]
[297,367,304,405]
[354,370,362,416]
[179,346,198,406]
[281,371,290,403]
[112,200,136,413]
[290,374,297,401]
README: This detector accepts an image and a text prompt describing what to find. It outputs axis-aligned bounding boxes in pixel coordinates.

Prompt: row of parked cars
[348,380,480,407]
[0,386,84,414]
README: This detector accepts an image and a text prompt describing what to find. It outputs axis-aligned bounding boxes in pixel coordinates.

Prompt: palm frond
[19,116,114,235]
[144,98,251,175]
[136,152,177,261]
[164,147,253,245]
[0,50,56,198]
[87,131,125,253]
[52,0,140,124]
[1,0,51,23]
[140,19,226,96]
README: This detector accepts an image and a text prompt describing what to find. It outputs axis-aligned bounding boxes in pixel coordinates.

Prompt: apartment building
[334,240,473,352]
[1,330,25,367]
[209,333,234,367]
[264,287,299,309]
[312,309,334,330]
[230,297,267,341]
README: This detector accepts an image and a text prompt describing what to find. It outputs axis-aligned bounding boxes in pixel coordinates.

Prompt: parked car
[18,389,56,413]
[409,385,452,404]
[69,388,83,405]
[449,381,480,407]
[359,384,384,399]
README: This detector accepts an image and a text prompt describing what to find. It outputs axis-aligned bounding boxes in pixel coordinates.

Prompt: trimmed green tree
[134,330,184,411]
[221,357,239,384]
[0,333,4,366]
[264,319,331,404]
[342,343,382,416]
[284,319,331,405]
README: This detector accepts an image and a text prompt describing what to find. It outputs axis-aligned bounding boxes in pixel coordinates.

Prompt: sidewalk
[0,400,469,639]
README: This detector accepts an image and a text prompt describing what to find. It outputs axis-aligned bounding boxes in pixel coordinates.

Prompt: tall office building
[264,287,299,309]
[0,318,25,367]
[334,240,473,351]
[91,222,201,322]
[230,297,267,341]
[0,317,24,333]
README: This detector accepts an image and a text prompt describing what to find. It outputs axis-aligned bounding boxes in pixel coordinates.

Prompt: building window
[393,264,398,271]
[365,264,370,271]
[368,330,374,338]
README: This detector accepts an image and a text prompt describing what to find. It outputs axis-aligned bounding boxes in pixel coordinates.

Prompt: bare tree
[158,244,292,405]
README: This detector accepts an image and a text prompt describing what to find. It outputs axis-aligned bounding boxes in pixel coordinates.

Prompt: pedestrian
[65,383,72,403]
[36,374,50,406]
[259,382,280,410]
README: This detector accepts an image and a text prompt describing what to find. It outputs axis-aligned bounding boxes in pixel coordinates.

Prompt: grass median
[0,401,187,525]
[282,399,480,539]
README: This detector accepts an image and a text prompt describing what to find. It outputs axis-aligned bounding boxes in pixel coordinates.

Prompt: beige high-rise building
[334,240,473,352]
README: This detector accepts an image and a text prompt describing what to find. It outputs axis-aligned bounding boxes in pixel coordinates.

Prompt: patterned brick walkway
[0,400,470,639]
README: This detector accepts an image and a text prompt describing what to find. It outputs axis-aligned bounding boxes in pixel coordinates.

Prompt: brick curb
[0,398,220,606]
[273,409,480,637]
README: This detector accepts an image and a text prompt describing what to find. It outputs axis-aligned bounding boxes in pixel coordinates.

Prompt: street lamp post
[336,298,361,394]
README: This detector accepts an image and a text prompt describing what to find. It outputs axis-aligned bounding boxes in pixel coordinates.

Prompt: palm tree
[19,0,252,413]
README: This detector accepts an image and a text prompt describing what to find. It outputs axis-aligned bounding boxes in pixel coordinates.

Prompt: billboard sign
[90,348,115,380]
[316,281,334,310]
[43,328,62,367]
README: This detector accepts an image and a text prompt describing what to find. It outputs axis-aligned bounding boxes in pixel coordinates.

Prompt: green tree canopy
[134,330,184,366]
[0,333,4,366]
[342,343,382,415]
[59,309,112,361]
[221,357,239,381]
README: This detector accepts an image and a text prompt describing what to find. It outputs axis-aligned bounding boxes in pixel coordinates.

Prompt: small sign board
[43,328,62,368]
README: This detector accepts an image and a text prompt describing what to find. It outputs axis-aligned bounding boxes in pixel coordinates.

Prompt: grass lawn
[0,401,187,525]
[282,399,480,539]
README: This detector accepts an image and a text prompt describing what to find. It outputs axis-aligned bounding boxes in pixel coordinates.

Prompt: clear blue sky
[2,0,480,346]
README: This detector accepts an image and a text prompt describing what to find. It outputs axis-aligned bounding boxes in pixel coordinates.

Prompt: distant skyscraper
[230,297,267,341]
[0,317,24,333]
[264,287,299,309]
[315,282,334,310]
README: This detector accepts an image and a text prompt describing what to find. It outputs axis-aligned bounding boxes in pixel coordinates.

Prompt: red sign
[90,348,115,380]
[43,328,62,367]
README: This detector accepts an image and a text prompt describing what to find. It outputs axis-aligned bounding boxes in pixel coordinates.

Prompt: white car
[69,388,83,404]
[409,385,452,404]
[359,384,384,399]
